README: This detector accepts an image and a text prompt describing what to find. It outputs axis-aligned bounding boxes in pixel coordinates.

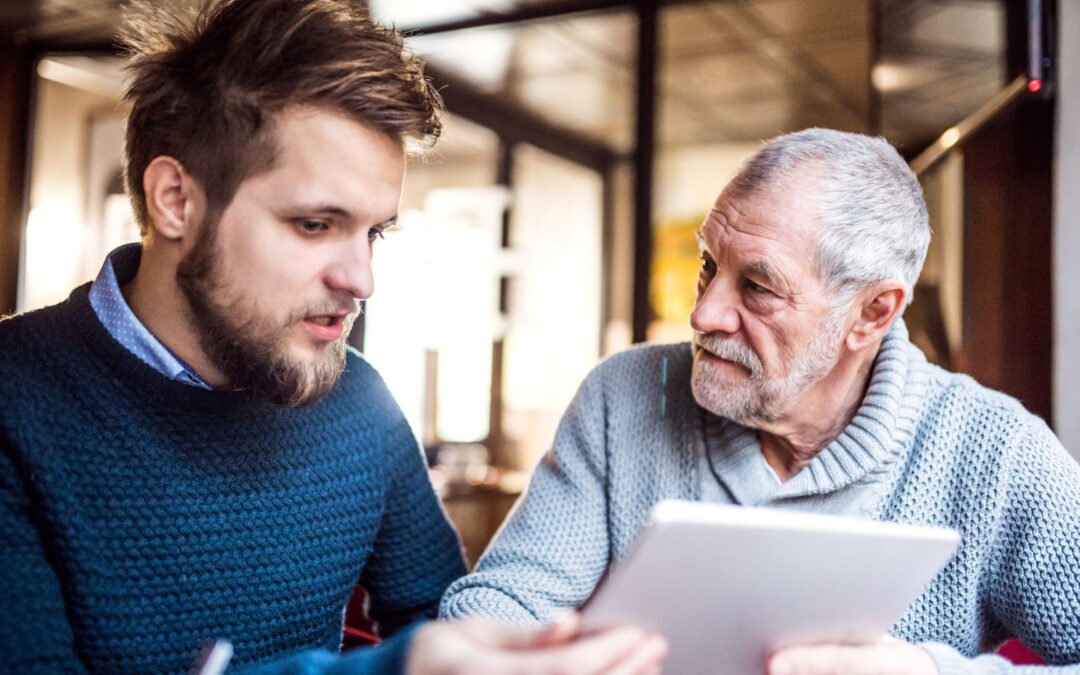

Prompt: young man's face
[177,106,405,406]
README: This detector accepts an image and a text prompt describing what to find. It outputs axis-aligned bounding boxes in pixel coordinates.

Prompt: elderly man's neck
[755,347,878,482]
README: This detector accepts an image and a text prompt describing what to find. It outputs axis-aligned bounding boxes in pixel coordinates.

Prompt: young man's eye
[298,220,329,234]
[368,228,385,242]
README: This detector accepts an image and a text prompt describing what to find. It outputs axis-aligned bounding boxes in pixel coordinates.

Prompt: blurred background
[0,0,1076,565]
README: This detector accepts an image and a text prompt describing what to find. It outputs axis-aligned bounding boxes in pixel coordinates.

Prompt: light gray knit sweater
[440,322,1080,673]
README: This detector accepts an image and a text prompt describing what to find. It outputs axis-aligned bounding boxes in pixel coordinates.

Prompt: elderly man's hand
[407,613,668,675]
[766,636,938,675]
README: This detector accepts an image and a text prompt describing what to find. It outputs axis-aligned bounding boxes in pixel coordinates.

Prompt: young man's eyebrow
[287,205,397,230]
[290,203,354,219]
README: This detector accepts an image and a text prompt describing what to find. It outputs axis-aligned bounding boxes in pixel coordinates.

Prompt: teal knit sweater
[0,284,466,673]
[441,322,1080,673]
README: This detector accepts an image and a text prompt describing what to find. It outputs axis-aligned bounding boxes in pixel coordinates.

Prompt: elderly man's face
[690,182,847,425]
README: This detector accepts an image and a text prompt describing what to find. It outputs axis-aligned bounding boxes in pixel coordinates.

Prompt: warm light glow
[871,63,906,92]
[23,206,85,310]
[362,213,430,440]
[37,58,124,99]
[941,127,961,150]
[364,188,508,444]
[1028,79,1043,93]
[408,31,514,92]
[427,188,506,443]
[368,0,514,27]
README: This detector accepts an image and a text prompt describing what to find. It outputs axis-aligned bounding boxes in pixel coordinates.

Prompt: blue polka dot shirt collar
[88,244,213,390]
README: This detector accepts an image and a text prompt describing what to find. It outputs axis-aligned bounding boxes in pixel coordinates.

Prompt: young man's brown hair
[120,0,442,235]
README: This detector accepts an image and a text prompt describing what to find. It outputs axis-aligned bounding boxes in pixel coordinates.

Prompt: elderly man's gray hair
[729,128,930,308]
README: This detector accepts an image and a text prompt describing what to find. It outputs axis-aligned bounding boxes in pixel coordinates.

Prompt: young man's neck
[754,345,879,482]
[122,240,230,388]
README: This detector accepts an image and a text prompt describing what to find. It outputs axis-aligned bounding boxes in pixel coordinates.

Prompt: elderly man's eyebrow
[747,261,792,293]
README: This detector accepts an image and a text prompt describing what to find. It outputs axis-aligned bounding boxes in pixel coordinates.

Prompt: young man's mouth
[302,313,349,341]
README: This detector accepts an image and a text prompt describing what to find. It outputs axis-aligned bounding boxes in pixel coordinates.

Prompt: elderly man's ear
[844,282,906,353]
[143,156,207,242]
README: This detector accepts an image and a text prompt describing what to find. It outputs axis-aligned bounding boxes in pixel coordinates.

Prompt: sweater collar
[88,243,214,389]
[65,273,261,416]
[703,319,932,502]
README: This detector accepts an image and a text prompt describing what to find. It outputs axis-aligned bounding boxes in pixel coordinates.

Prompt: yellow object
[651,217,704,326]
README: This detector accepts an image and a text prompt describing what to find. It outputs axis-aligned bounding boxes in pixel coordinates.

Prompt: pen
[190,640,233,675]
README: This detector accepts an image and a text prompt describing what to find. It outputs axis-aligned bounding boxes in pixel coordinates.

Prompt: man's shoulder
[927,362,1040,425]
[591,341,693,385]
[340,346,391,390]
[0,302,83,424]
[565,342,696,423]
[331,347,405,417]
[919,357,1058,455]
[0,303,54,341]
[0,302,71,375]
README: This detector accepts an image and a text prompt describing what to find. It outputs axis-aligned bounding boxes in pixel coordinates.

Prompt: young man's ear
[143,157,206,241]
[845,281,906,352]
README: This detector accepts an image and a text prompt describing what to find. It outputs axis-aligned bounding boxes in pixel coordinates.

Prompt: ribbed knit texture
[440,322,1080,672]
[0,276,466,674]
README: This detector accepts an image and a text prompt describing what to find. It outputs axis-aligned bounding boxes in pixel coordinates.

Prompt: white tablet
[579,500,960,675]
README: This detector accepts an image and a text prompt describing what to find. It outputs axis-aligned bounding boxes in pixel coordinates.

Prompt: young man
[0,1,666,673]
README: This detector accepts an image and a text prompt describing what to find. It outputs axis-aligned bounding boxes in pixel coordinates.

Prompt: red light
[1028,79,1043,93]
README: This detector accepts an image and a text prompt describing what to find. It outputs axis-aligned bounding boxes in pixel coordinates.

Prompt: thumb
[466,617,561,650]
[533,613,581,648]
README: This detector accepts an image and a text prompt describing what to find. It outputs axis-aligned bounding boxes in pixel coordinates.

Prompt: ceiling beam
[400,0,719,36]
[703,3,869,129]
[426,63,618,172]
[631,0,658,343]
[400,0,635,36]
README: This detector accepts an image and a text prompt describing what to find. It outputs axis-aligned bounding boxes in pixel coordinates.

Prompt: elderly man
[440,129,1080,673]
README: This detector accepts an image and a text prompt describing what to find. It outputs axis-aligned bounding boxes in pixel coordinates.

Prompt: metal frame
[10,0,1035,345]
[407,0,669,343]
[632,1,658,342]
[0,43,33,315]
[427,64,616,173]
[400,0,702,36]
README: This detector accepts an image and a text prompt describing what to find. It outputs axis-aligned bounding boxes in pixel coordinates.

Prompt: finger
[534,612,581,648]
[770,640,935,675]
[466,617,557,650]
[602,634,669,675]
[528,626,647,675]
[768,644,867,675]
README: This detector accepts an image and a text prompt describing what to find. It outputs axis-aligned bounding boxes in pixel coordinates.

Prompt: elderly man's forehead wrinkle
[712,198,794,248]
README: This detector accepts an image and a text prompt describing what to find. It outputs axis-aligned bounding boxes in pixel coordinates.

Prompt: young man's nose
[324,238,375,300]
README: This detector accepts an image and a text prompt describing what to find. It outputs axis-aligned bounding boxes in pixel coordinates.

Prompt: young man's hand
[407,613,667,675]
[767,635,938,675]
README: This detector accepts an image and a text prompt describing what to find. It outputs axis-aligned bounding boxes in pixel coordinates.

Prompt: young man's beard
[176,221,355,408]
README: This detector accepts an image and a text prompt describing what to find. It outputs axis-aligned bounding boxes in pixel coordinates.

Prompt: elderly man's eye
[699,256,716,275]
[746,279,772,295]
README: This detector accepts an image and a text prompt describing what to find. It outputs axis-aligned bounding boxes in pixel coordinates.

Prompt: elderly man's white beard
[691,311,847,426]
